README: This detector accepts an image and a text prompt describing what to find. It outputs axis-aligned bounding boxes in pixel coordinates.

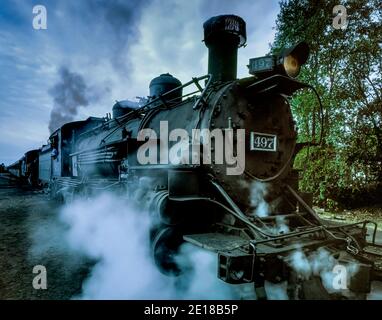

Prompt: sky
[0,0,280,165]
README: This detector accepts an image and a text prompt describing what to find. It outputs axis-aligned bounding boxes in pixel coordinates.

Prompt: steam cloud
[248,181,363,300]
[48,67,92,133]
[53,191,238,299]
[264,248,362,300]
[288,248,360,294]
[250,182,269,217]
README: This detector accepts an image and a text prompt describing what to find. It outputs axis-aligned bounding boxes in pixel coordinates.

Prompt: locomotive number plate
[250,132,277,152]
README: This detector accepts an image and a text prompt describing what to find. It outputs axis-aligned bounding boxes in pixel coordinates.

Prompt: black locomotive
[8,15,382,299]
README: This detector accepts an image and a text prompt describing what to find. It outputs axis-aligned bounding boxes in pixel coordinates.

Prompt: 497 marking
[250,132,277,152]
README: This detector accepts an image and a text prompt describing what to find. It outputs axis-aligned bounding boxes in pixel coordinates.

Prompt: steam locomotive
[8,15,382,299]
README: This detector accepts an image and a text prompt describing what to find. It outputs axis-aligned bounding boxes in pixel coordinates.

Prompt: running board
[183,233,248,252]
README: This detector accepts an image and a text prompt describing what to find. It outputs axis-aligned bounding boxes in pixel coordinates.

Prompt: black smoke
[48,67,91,133]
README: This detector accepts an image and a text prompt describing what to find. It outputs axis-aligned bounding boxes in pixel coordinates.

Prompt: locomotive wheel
[149,191,182,226]
[151,227,186,276]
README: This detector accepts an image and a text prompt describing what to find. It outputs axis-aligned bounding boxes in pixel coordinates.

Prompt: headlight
[281,41,309,78]
[283,54,301,78]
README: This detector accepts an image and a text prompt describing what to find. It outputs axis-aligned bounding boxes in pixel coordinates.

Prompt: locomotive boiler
[9,15,382,299]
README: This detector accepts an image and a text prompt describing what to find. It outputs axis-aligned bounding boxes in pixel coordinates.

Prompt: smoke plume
[48,67,93,133]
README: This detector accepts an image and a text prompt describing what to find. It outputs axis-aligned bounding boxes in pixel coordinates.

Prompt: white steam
[57,192,236,299]
[250,181,270,217]
[289,249,313,280]
[272,216,290,235]
[287,248,359,294]
[367,282,382,300]
[264,248,362,300]
[265,281,288,300]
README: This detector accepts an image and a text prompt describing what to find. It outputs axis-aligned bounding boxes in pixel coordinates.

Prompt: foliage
[272,0,382,208]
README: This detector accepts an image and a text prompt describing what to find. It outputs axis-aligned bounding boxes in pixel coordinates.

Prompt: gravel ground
[0,176,92,299]
[316,206,382,231]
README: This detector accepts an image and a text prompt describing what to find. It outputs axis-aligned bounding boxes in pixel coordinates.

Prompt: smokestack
[203,15,246,83]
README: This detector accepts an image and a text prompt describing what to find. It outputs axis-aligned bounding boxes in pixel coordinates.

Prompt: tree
[272,0,382,209]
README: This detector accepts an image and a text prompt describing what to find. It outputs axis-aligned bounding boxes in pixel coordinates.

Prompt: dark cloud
[81,0,151,73]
